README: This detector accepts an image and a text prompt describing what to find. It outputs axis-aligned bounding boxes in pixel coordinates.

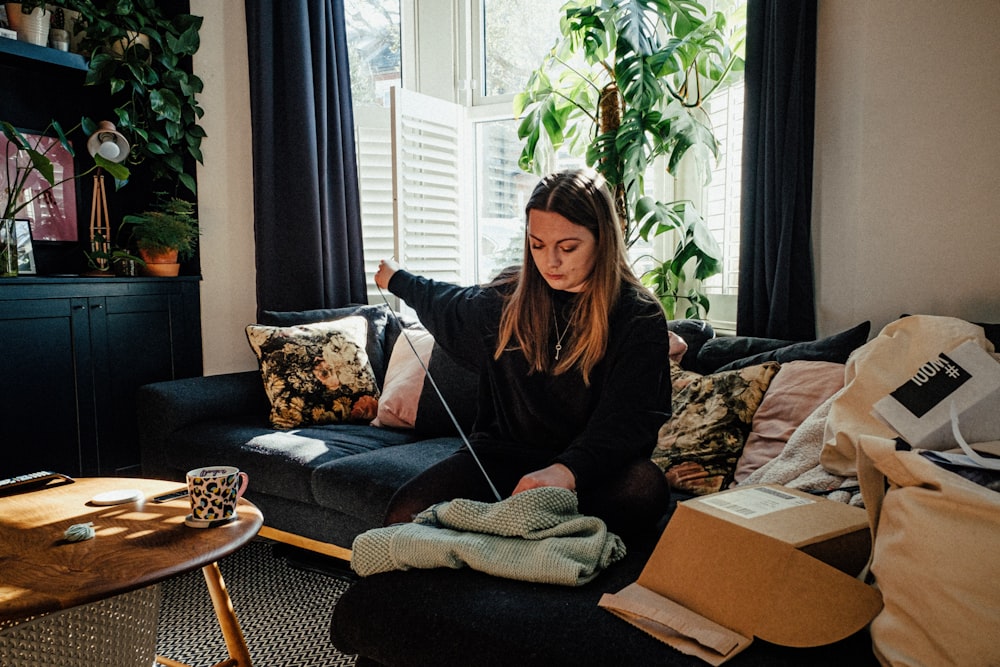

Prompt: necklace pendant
[554,343,562,360]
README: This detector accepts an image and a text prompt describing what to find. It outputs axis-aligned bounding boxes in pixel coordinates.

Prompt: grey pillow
[703,321,871,373]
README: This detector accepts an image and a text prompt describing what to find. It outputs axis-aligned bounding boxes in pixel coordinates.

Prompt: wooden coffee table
[0,477,264,667]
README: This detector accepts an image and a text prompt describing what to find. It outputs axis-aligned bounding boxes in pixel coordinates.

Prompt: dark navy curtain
[737,0,818,339]
[245,0,367,316]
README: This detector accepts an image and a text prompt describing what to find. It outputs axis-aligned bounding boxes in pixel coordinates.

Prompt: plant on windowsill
[123,195,198,277]
[2,118,130,277]
[60,0,205,197]
[514,0,745,318]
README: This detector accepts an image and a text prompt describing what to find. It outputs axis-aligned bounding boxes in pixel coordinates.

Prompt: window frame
[358,0,742,331]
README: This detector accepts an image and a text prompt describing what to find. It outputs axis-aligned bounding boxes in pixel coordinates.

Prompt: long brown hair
[493,169,649,384]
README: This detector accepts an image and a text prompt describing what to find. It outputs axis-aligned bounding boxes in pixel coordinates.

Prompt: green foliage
[1,118,130,220]
[65,0,205,197]
[514,0,745,318]
[84,232,145,272]
[124,195,199,259]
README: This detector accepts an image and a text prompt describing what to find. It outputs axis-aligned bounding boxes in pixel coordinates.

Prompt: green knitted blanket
[350,487,627,586]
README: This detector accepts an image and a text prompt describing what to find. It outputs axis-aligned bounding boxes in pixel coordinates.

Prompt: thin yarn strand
[376,283,502,501]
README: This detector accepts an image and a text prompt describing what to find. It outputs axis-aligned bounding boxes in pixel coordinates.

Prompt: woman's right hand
[375,258,400,289]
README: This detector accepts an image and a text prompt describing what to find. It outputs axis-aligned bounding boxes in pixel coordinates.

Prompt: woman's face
[527,209,597,293]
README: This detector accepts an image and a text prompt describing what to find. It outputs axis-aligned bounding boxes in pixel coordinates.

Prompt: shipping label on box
[599,485,882,665]
[873,340,1000,449]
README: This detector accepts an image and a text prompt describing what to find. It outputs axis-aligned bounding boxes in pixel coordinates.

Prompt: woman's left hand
[512,463,576,495]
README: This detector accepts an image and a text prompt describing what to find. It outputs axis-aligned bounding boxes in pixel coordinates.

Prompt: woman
[375,169,672,542]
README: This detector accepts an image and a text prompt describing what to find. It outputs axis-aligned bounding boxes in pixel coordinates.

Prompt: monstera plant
[515,0,745,318]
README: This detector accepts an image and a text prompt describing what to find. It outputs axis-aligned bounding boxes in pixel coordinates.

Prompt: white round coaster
[90,488,144,506]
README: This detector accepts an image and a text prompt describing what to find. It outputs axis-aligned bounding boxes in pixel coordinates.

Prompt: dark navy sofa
[136,303,888,666]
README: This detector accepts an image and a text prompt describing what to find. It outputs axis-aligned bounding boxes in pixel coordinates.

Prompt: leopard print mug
[186,466,249,522]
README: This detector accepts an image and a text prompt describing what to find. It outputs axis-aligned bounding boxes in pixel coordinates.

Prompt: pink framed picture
[1,131,79,242]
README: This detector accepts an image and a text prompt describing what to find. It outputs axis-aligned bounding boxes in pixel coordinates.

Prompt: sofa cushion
[165,418,419,507]
[314,437,463,526]
[260,303,393,387]
[731,360,845,485]
[698,321,871,373]
[651,361,780,496]
[247,317,380,429]
[370,324,479,436]
[372,326,435,429]
[330,538,879,667]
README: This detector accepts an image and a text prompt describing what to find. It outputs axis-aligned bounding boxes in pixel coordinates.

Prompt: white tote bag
[821,315,994,477]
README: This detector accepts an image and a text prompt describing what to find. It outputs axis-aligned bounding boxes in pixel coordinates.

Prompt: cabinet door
[91,290,198,475]
[0,298,94,478]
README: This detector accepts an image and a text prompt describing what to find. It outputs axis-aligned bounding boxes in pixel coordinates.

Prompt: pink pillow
[371,327,435,429]
[669,330,688,363]
[730,360,845,484]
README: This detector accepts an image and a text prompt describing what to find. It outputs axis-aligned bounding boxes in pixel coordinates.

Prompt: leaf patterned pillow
[651,361,780,495]
[246,316,380,429]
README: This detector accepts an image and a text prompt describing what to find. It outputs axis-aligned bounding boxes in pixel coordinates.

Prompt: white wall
[813,0,1000,338]
[191,1,258,374]
[191,0,1000,375]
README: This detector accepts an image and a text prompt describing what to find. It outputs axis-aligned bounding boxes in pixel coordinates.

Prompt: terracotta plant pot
[141,262,180,277]
[3,3,22,31]
[139,248,181,277]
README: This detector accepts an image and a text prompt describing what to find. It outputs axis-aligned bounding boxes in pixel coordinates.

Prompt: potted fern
[514,0,745,318]
[124,195,198,277]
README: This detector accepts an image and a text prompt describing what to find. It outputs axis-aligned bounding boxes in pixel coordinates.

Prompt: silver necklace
[553,308,570,360]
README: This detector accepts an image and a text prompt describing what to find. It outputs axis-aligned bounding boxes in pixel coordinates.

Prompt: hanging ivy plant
[64,0,205,197]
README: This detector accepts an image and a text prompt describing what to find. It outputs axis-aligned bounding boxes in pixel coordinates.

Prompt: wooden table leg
[202,561,253,667]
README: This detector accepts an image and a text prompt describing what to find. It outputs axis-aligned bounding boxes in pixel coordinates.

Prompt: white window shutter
[355,105,395,305]
[390,87,471,290]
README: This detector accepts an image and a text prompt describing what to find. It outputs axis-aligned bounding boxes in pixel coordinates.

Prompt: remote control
[152,488,189,503]
[0,471,74,495]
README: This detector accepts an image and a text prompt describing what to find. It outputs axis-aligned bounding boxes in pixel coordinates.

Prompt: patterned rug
[156,539,358,667]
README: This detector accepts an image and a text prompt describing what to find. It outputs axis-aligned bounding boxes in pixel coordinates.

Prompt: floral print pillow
[651,360,780,495]
[246,316,380,429]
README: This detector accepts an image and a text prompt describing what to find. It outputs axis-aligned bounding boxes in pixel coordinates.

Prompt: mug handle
[236,472,249,499]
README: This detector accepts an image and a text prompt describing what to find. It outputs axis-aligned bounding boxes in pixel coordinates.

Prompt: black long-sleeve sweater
[388,270,672,491]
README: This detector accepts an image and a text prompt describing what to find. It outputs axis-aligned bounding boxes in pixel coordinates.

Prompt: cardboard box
[599,484,882,665]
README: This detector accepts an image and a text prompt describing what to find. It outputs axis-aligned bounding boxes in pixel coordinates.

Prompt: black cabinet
[0,277,202,478]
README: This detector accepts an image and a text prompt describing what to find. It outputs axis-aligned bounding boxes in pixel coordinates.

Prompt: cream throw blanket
[350,487,626,586]
[741,396,863,505]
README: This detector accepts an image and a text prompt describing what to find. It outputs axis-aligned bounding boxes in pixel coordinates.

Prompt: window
[345,0,401,109]
[702,81,744,298]
[347,1,744,328]
[478,0,567,100]
[345,0,401,303]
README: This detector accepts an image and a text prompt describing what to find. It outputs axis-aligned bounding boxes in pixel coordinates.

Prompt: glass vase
[0,218,18,278]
